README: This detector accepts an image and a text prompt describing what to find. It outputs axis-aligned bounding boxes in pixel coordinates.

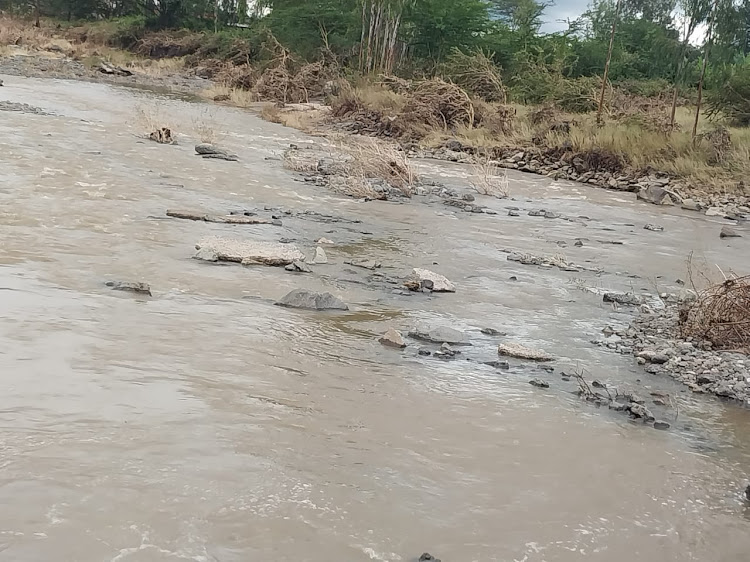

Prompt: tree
[404,0,490,63]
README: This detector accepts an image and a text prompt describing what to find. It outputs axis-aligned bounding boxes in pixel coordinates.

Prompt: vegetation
[2,0,750,193]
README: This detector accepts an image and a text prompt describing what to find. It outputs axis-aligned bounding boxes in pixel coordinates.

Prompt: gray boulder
[379,328,406,349]
[409,326,470,346]
[720,226,742,239]
[276,289,348,310]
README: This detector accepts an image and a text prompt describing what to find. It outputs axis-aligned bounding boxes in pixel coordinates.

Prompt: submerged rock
[276,289,348,310]
[419,554,441,562]
[720,226,742,239]
[409,326,470,346]
[653,420,671,430]
[345,258,382,270]
[481,327,506,336]
[529,378,550,388]
[407,268,455,292]
[379,328,406,349]
[603,292,644,306]
[195,143,238,161]
[105,281,152,296]
[484,360,510,370]
[195,236,305,266]
[498,342,554,361]
[644,223,664,232]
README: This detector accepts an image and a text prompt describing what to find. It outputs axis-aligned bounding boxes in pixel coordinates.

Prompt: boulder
[195,236,305,266]
[653,420,671,430]
[379,328,406,349]
[637,185,679,206]
[644,224,664,232]
[407,268,455,292]
[720,226,742,239]
[276,289,349,310]
[498,342,554,361]
[345,258,382,270]
[603,292,644,306]
[409,326,470,346]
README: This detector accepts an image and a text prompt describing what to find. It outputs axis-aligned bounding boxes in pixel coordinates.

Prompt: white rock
[195,236,305,266]
[312,246,328,264]
[411,268,456,292]
[498,342,554,361]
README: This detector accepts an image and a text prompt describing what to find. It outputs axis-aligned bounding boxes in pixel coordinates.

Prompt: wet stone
[484,360,510,370]
[276,289,348,310]
[529,378,550,389]
[653,420,671,430]
[409,327,470,346]
[285,260,312,273]
[379,328,407,349]
[105,281,152,296]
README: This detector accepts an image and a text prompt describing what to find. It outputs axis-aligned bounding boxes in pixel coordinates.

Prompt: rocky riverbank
[595,302,750,405]
[411,143,750,220]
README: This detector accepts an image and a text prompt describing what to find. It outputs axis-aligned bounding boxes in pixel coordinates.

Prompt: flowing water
[1,75,750,561]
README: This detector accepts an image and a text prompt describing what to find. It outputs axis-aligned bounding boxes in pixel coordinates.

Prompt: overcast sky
[540,0,591,33]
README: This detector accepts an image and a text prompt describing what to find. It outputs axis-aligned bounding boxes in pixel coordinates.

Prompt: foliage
[706,59,750,125]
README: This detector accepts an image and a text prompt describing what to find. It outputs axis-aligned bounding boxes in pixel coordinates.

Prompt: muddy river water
[1,75,750,561]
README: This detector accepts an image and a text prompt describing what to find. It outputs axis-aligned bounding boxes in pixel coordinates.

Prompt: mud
[2,72,750,561]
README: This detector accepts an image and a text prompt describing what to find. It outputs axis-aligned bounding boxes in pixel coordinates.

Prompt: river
[1,75,749,561]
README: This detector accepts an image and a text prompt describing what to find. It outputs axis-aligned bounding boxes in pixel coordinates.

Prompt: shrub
[707,61,750,126]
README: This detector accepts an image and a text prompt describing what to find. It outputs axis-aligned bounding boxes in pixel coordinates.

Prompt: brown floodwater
[1,75,750,562]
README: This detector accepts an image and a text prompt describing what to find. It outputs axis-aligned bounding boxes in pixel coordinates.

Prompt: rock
[195,143,238,161]
[379,328,406,349]
[508,210,520,217]
[637,185,678,206]
[484,360,510,370]
[407,268,455,292]
[498,342,554,361]
[195,236,305,266]
[418,349,431,356]
[745,484,750,502]
[720,226,741,239]
[345,259,382,270]
[435,342,459,358]
[285,260,312,273]
[653,420,671,430]
[644,224,664,232]
[105,281,151,296]
[715,383,734,398]
[316,237,334,244]
[419,554,441,562]
[312,246,328,264]
[637,350,669,364]
[544,211,561,219]
[276,289,349,310]
[528,209,546,217]
[603,292,644,306]
[193,247,219,262]
[681,199,702,211]
[167,209,274,225]
[481,328,506,336]
[628,403,655,422]
[0,79,3,87]
[529,378,550,388]
[409,327,470,346]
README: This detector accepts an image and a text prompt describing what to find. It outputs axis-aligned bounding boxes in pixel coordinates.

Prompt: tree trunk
[597,0,621,124]
[693,0,720,144]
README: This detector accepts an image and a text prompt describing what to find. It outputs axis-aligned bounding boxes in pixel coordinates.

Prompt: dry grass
[192,106,224,144]
[470,155,509,197]
[134,102,174,139]
[200,84,256,107]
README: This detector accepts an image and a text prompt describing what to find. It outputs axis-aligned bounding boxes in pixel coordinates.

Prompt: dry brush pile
[680,275,750,353]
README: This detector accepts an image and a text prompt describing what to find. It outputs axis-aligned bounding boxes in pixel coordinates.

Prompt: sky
[540,0,591,33]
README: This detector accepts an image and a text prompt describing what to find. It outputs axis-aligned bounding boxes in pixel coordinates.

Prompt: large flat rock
[195,236,305,266]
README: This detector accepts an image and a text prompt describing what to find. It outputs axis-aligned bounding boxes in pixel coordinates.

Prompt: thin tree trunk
[366,1,376,73]
[359,0,367,73]
[597,0,621,124]
[386,12,401,74]
[693,0,719,144]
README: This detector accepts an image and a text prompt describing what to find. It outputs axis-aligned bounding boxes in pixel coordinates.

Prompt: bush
[707,61,750,126]
[441,48,506,102]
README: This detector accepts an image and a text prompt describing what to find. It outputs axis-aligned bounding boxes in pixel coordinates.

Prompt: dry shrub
[339,137,415,195]
[215,63,258,90]
[572,148,627,173]
[376,74,413,94]
[402,79,474,129]
[281,147,322,173]
[473,99,514,135]
[470,156,509,198]
[133,31,202,58]
[442,49,506,103]
[148,127,175,144]
[699,126,732,164]
[529,104,561,126]
[680,275,750,352]
[327,175,383,200]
